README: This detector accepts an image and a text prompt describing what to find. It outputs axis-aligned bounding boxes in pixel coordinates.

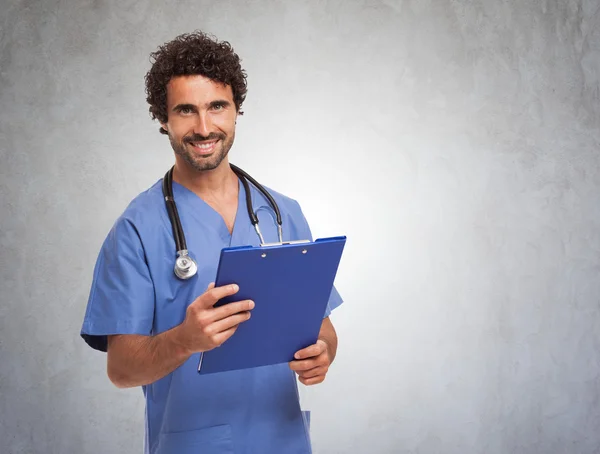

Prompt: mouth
[187,139,219,155]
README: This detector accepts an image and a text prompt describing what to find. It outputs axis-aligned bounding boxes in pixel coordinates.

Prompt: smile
[188,140,218,154]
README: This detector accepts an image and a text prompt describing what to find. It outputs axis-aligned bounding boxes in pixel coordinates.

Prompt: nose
[194,112,213,137]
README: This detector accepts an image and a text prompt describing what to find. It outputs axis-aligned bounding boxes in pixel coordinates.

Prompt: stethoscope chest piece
[174,249,198,280]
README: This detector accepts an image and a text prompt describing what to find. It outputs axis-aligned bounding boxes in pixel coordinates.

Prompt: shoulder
[251,183,314,241]
[103,179,165,244]
[252,183,307,222]
[119,179,164,225]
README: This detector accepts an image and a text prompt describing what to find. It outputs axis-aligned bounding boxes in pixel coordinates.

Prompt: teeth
[193,142,215,149]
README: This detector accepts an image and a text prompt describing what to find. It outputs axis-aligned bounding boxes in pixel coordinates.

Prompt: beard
[168,131,235,172]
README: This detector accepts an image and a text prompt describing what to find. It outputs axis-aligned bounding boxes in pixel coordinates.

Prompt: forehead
[166,75,234,106]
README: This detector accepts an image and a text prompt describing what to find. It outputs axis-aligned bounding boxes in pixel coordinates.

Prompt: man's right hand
[175,283,254,355]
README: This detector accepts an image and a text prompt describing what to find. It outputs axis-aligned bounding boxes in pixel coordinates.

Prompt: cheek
[213,113,237,133]
[169,119,195,139]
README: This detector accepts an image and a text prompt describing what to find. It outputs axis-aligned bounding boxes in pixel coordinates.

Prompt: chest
[146,193,287,334]
[204,197,238,234]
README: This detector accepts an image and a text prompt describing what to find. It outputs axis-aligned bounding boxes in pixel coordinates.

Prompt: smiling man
[80,31,343,454]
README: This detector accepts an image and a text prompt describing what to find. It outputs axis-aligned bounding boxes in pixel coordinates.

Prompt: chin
[192,157,224,172]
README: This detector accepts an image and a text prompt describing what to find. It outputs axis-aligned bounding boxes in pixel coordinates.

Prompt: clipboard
[197,236,346,375]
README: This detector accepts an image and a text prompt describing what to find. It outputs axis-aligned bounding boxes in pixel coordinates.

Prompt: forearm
[318,316,338,363]
[107,325,191,389]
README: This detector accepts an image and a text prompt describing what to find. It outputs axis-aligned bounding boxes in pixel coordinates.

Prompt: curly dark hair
[145,31,248,135]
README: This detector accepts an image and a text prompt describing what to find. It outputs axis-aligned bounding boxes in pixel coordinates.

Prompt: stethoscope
[162,164,283,280]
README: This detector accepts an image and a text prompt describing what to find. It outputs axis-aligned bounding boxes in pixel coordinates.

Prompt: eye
[211,103,226,111]
[180,107,193,115]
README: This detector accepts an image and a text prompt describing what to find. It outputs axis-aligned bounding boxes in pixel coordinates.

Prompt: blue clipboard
[197,236,346,375]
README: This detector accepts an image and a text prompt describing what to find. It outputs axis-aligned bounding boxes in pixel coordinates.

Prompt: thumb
[207,282,215,291]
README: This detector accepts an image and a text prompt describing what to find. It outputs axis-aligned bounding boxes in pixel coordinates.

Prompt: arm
[289,316,338,385]
[107,327,190,389]
[107,283,254,388]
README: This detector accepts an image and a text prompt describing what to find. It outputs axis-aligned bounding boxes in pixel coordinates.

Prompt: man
[80,31,343,454]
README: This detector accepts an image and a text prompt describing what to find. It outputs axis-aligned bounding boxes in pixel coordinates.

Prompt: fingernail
[248,300,255,309]
[231,284,239,292]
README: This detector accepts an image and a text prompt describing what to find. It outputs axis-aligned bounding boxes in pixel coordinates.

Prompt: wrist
[169,324,194,360]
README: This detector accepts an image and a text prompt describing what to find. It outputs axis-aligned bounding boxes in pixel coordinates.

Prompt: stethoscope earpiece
[162,164,283,281]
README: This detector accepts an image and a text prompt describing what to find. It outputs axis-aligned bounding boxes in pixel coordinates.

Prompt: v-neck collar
[169,172,275,248]
[172,178,245,245]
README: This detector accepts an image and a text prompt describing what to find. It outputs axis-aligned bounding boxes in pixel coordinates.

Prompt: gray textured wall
[1,0,599,453]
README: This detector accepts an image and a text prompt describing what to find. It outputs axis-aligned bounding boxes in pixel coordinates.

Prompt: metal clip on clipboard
[260,239,311,247]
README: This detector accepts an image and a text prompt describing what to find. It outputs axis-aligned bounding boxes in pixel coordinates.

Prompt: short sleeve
[289,200,344,318]
[80,217,155,352]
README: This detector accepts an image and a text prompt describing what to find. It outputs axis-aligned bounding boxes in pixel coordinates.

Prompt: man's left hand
[289,339,332,385]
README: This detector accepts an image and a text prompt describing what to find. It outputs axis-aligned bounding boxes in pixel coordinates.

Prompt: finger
[290,350,330,371]
[211,325,239,348]
[193,284,239,308]
[210,299,255,322]
[208,311,251,335]
[289,358,319,372]
[298,366,327,379]
[206,284,241,305]
[206,282,215,290]
[294,341,326,360]
[299,375,325,386]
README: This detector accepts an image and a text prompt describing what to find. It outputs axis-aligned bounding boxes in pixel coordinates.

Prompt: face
[161,75,238,172]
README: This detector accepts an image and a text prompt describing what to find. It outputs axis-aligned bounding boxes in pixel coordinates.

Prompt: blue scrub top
[81,177,343,454]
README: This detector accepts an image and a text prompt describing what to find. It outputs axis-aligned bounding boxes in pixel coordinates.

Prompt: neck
[172,157,237,198]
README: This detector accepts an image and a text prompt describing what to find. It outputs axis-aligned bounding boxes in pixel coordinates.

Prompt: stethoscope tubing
[162,167,187,251]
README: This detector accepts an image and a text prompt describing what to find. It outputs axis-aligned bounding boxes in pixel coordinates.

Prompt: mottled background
[1,0,599,453]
